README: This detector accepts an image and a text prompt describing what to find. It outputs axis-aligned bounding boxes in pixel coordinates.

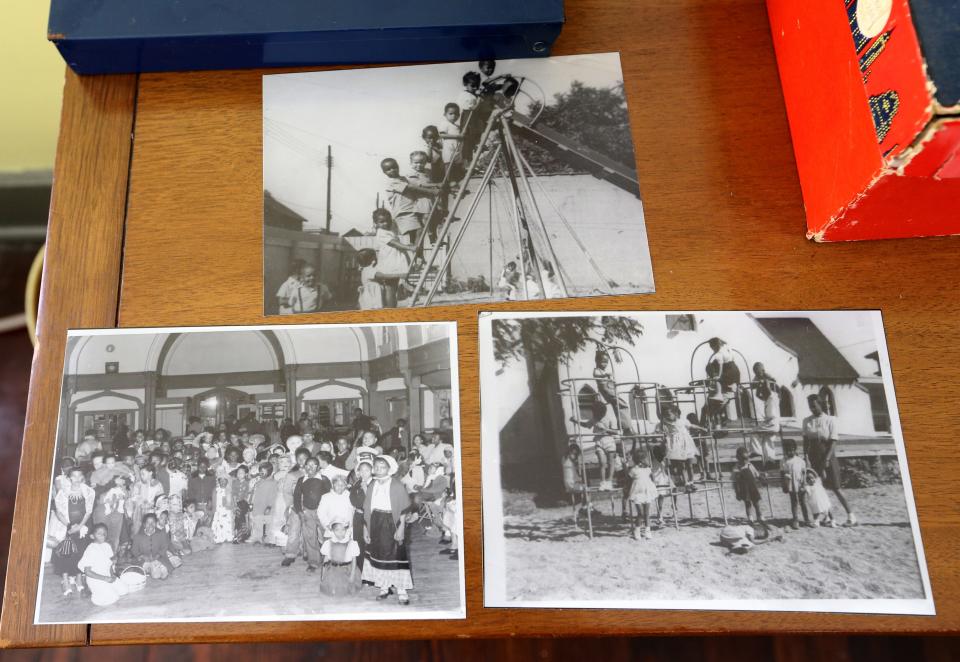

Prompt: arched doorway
[194,387,254,429]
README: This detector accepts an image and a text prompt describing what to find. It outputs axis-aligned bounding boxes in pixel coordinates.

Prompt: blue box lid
[48,0,565,74]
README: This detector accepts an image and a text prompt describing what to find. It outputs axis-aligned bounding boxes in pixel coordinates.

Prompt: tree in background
[493,315,643,369]
[493,315,643,501]
[522,81,636,175]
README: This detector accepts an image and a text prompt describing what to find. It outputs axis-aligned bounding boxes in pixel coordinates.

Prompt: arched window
[778,386,795,417]
[818,386,837,416]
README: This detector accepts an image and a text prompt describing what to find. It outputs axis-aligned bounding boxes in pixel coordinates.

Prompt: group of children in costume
[47,416,459,610]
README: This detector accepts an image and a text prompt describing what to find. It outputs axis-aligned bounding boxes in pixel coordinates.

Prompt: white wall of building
[71,335,158,375]
[797,383,877,437]
[493,313,887,450]
[164,331,279,375]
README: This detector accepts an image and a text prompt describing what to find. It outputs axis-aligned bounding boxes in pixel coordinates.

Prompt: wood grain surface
[4,0,960,647]
[0,70,138,647]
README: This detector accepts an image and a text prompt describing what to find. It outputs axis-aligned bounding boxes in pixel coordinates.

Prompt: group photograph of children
[479,310,932,614]
[263,53,654,314]
[35,323,465,623]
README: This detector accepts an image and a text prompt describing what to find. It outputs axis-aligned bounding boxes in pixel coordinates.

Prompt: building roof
[263,191,307,231]
[754,317,861,384]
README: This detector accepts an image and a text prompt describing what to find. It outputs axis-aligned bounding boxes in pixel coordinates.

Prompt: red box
[767,0,960,241]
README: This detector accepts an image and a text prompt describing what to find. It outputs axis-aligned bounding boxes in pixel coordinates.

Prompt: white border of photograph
[262,52,655,316]
[35,321,466,625]
[479,310,934,615]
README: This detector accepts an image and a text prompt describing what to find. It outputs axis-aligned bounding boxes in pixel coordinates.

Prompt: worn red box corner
[766,0,960,242]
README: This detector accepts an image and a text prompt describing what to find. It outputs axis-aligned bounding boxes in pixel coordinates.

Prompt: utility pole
[325,145,333,233]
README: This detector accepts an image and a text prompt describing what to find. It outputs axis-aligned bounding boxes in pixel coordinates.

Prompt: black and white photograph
[479,311,933,614]
[35,322,465,624]
[263,52,654,314]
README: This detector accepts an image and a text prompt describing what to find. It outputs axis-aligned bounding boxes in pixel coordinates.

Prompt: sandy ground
[501,483,925,602]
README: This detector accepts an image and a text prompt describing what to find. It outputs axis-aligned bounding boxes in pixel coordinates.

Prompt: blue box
[48,0,565,75]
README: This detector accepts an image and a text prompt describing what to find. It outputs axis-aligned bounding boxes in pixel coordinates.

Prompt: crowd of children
[562,346,860,544]
[46,412,459,611]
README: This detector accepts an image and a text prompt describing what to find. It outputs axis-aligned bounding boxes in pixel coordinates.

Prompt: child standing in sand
[780,439,810,529]
[732,447,763,524]
[805,468,835,527]
[649,444,673,526]
[628,448,658,540]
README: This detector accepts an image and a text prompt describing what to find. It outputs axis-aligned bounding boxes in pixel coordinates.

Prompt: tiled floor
[37,526,461,623]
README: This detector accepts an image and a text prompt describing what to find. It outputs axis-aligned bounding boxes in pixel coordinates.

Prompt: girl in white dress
[79,524,129,606]
[628,447,659,540]
[211,477,235,543]
[356,248,384,310]
[805,469,835,527]
[372,209,417,308]
[657,406,707,492]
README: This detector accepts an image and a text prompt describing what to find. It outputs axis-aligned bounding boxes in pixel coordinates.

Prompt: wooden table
[3,0,959,648]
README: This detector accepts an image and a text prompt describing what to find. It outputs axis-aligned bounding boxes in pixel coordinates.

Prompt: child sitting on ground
[805,468,835,527]
[186,497,215,552]
[780,439,810,529]
[628,447,659,541]
[732,446,763,524]
[78,523,129,607]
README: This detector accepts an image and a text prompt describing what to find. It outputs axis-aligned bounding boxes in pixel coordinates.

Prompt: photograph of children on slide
[263,52,653,314]
[35,323,464,624]
[479,311,932,614]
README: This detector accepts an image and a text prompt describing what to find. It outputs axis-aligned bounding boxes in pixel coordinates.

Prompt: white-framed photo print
[263,52,654,315]
[36,322,465,624]
[479,310,933,615]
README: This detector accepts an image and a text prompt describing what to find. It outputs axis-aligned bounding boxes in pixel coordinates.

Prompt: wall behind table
[0,1,62,172]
